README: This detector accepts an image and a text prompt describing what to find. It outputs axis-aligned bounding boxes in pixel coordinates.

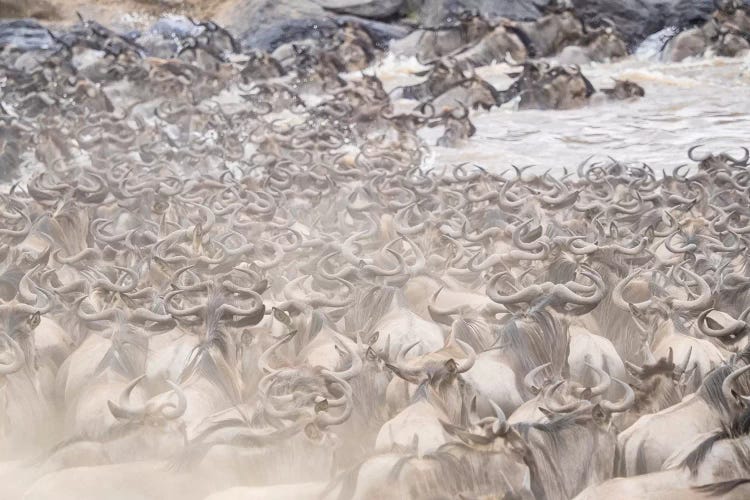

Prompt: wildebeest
[497,61,596,110]
[2,12,750,500]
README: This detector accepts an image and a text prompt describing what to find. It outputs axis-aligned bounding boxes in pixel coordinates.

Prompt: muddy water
[374,34,750,175]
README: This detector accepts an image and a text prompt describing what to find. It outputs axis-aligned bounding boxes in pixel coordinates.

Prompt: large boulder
[0,19,56,51]
[240,17,337,51]
[217,0,326,38]
[150,15,204,38]
[240,15,410,51]
[405,0,718,47]
[410,0,543,26]
[318,0,405,19]
[572,0,715,47]
[220,0,411,51]
[216,0,722,53]
[136,16,203,58]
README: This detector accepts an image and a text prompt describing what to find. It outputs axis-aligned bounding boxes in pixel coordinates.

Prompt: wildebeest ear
[592,403,608,423]
[385,363,421,384]
[628,303,643,319]
[440,420,493,445]
[272,307,292,326]
[624,361,645,379]
[538,407,555,419]
[491,419,509,436]
[385,363,404,378]
[368,330,380,345]
[28,311,41,329]
[526,224,543,241]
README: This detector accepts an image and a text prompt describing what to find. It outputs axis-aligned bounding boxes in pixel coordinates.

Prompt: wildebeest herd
[1,1,750,499]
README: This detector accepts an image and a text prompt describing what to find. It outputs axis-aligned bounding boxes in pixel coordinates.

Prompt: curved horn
[722,364,750,408]
[688,144,710,162]
[543,380,585,413]
[455,339,476,373]
[524,362,551,395]
[727,147,749,166]
[611,269,653,311]
[670,266,711,311]
[697,309,747,339]
[159,381,187,419]
[581,363,611,398]
[108,375,147,420]
[599,378,635,413]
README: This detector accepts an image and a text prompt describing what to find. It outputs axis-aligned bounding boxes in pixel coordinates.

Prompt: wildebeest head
[715,0,745,15]
[516,388,628,499]
[601,79,645,100]
[416,10,494,64]
[330,25,378,72]
[714,25,750,57]
[620,347,694,428]
[581,25,629,61]
[397,59,468,101]
[385,331,476,386]
[518,64,595,110]
[440,396,528,457]
[517,8,584,57]
[496,60,551,104]
[425,101,477,147]
[456,10,495,46]
[240,50,285,82]
[499,61,596,110]
[423,70,502,112]
[543,0,575,15]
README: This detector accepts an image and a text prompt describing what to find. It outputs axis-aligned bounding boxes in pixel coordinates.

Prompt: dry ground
[0,0,241,28]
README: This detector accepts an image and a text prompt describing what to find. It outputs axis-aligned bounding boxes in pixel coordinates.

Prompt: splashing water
[372,44,750,174]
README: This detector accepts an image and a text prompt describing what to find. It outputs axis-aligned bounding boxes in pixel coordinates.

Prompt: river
[371,29,750,174]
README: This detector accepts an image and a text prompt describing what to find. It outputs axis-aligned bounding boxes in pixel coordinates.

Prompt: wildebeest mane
[692,477,750,496]
[345,284,396,336]
[504,24,537,58]
[499,308,567,375]
[680,407,750,475]
[698,365,735,415]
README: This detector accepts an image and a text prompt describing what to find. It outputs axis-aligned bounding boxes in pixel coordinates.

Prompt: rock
[241,16,410,51]
[572,0,714,47]
[337,15,412,46]
[222,0,411,51]
[240,17,338,51]
[406,0,717,49]
[218,0,327,37]
[664,0,717,26]
[318,0,405,19]
[0,19,56,51]
[387,28,423,56]
[128,16,206,58]
[150,15,204,38]
[412,0,543,27]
